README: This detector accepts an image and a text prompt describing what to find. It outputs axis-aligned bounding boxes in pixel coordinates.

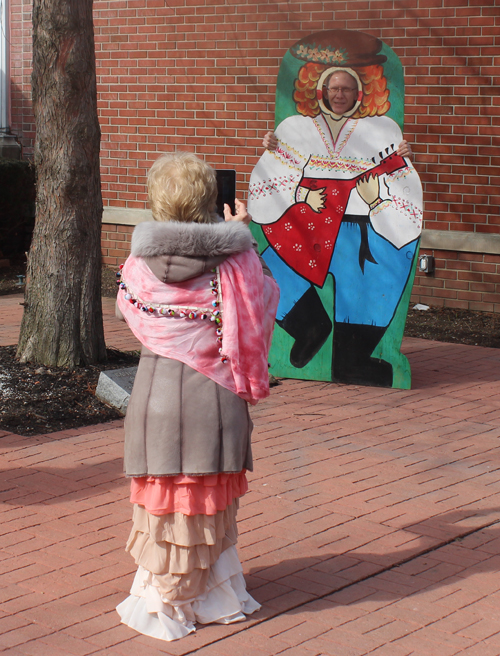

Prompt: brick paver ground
[0,296,139,351]
[1,296,500,654]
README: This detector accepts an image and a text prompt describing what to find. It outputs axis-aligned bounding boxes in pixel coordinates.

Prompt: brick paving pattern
[1,297,500,654]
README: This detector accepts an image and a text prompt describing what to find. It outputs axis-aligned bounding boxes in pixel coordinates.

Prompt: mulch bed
[0,346,139,436]
[404,305,500,349]
[1,265,499,437]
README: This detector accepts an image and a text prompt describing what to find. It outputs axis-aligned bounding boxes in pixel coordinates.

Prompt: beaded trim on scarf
[116,265,228,364]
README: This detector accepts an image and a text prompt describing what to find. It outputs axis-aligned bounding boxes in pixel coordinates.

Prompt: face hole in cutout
[318,68,362,119]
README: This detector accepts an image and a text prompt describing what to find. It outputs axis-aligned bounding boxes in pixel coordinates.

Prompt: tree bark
[17,0,106,367]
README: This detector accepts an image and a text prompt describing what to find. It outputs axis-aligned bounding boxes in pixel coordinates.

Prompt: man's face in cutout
[324,71,359,116]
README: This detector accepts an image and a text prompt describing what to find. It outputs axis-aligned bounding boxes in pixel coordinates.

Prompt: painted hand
[306,188,327,213]
[224,198,252,225]
[356,174,380,206]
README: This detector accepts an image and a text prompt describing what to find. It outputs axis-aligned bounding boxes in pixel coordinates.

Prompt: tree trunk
[17,0,106,367]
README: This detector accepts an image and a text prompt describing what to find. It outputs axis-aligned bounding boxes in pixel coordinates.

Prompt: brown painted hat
[290,29,387,68]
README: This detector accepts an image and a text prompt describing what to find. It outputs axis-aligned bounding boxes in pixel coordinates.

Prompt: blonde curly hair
[147,152,218,223]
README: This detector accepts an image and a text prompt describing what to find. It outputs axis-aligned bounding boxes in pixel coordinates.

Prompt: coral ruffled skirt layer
[129,472,249,516]
[116,472,260,641]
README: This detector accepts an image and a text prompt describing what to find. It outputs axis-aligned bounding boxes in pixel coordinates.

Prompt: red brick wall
[412,250,500,313]
[8,0,500,308]
[10,0,34,155]
[101,224,134,267]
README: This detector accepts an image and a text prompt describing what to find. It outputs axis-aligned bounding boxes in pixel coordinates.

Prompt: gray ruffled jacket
[120,220,269,478]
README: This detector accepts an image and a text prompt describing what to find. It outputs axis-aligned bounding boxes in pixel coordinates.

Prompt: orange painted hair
[293,62,390,118]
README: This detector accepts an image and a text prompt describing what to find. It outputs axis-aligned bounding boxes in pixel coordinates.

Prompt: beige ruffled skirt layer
[116,501,260,641]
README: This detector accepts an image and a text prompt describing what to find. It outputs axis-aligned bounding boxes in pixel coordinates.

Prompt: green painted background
[250,33,418,389]
[274,41,404,131]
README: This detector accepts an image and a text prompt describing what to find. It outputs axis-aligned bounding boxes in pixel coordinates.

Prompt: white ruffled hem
[116,545,260,642]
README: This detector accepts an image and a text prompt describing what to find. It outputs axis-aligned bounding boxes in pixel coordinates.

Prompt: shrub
[0,158,36,262]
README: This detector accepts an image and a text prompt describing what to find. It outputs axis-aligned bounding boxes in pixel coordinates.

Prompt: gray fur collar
[131,220,254,258]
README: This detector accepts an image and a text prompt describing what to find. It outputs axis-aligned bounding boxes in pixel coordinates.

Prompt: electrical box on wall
[418,254,435,274]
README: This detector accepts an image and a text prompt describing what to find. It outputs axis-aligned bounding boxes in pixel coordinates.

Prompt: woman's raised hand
[224,198,252,225]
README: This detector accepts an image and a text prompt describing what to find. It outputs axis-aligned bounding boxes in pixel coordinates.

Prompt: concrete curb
[95,366,137,415]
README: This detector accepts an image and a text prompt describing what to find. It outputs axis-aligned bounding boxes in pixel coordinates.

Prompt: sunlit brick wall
[9,0,34,156]
[9,0,500,309]
[412,250,500,313]
[101,223,134,267]
[92,0,279,209]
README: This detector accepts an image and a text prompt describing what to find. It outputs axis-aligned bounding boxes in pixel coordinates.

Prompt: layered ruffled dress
[115,220,279,641]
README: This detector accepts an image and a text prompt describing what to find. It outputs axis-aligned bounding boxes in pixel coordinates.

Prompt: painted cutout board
[248,30,423,389]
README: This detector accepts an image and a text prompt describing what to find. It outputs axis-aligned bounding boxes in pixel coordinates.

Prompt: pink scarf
[116,249,279,404]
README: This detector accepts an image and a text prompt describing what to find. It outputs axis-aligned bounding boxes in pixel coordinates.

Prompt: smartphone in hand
[215,169,236,216]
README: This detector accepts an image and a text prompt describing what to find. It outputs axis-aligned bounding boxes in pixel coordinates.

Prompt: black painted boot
[332,322,393,387]
[277,286,332,369]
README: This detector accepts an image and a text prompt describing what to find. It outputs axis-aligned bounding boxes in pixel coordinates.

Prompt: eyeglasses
[326,86,358,95]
